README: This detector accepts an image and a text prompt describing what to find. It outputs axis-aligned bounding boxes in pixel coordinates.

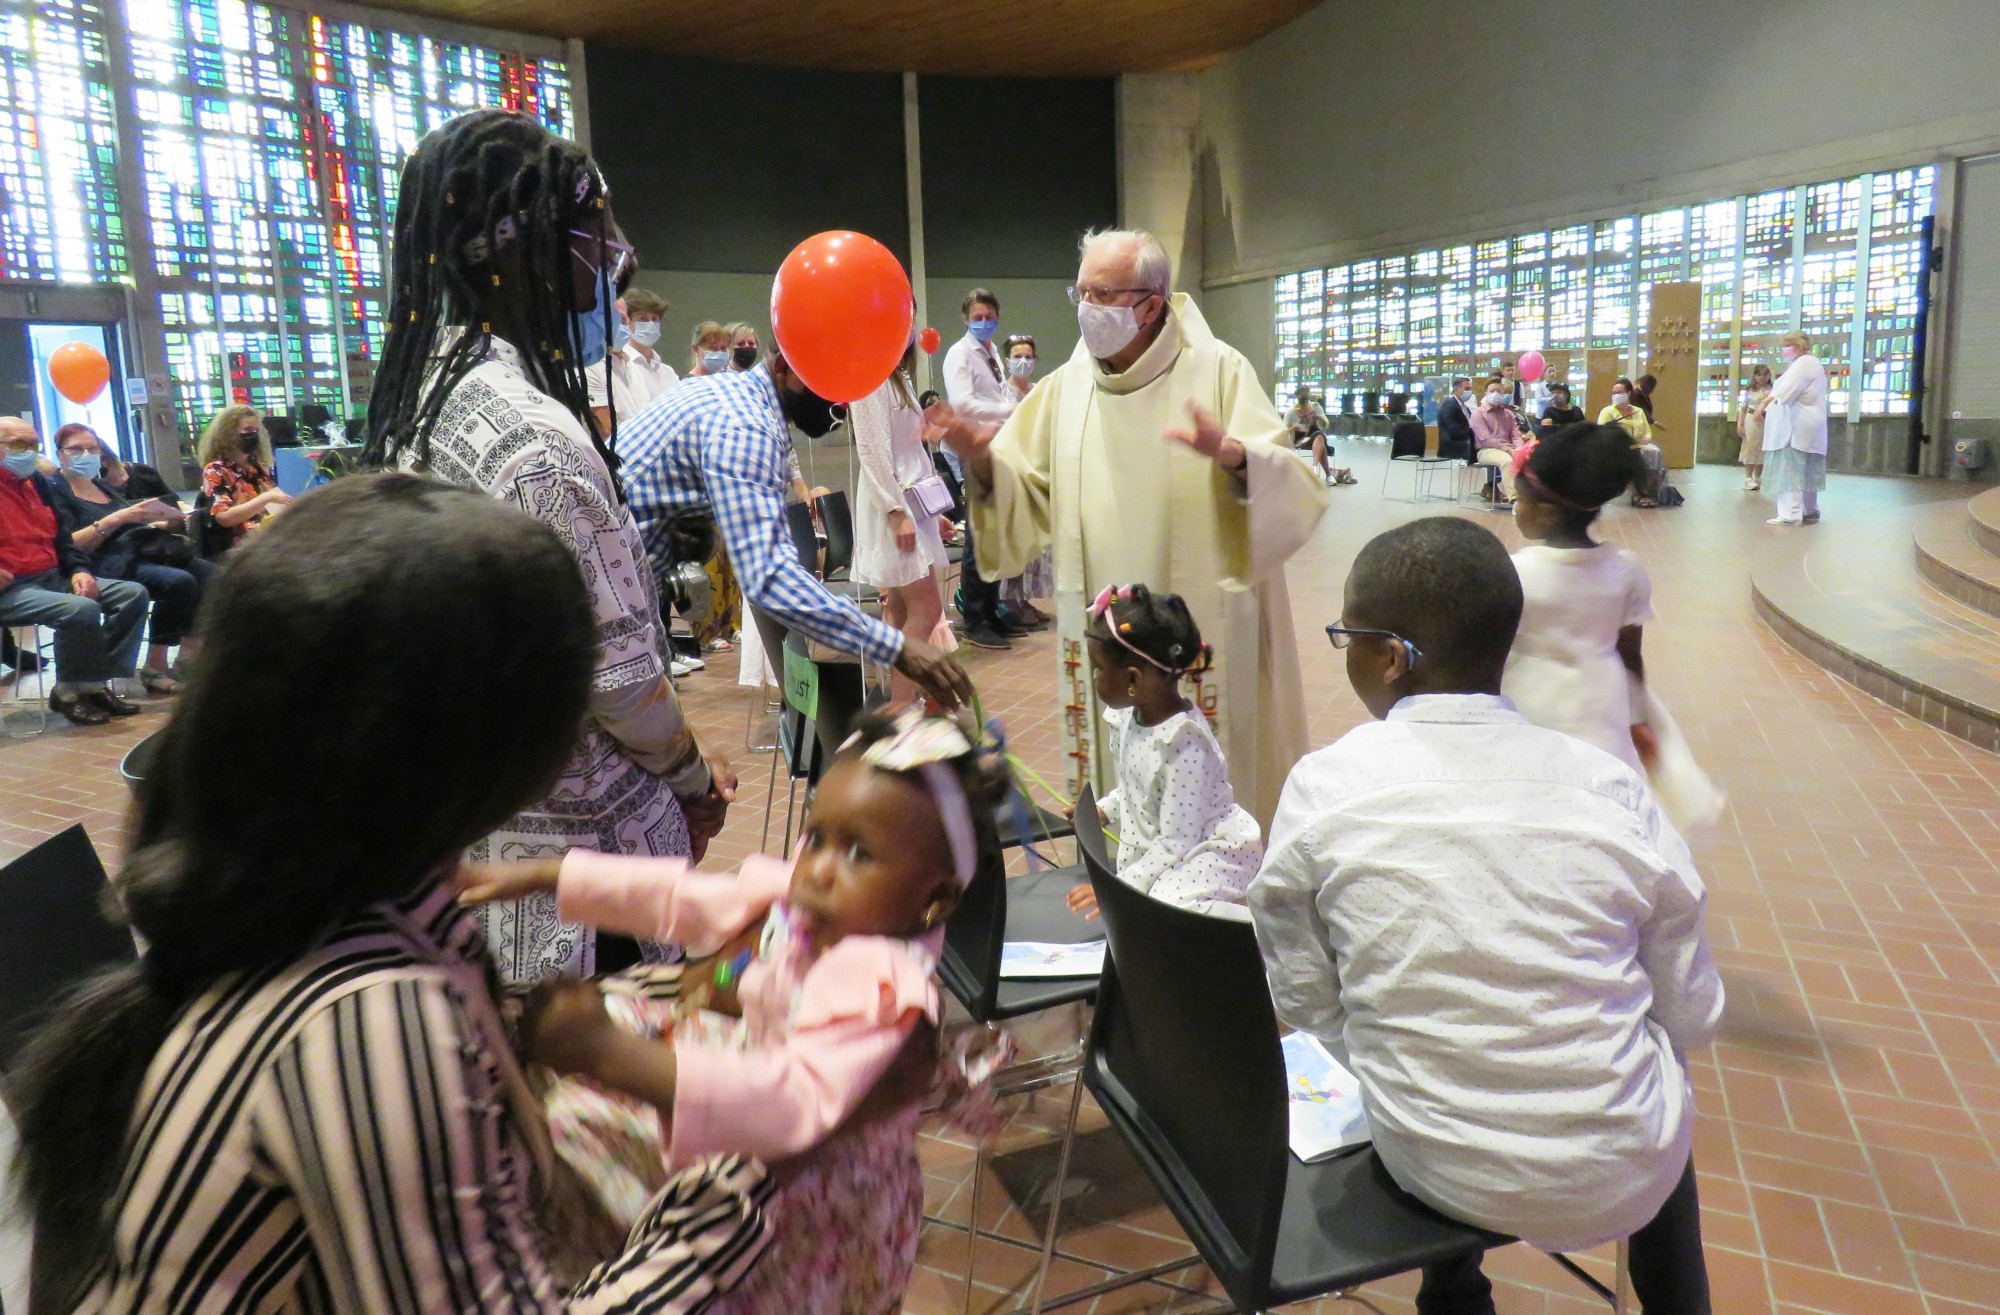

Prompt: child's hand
[454,858,562,906]
[1630,723,1661,772]
[1067,884,1100,920]
[519,979,617,1077]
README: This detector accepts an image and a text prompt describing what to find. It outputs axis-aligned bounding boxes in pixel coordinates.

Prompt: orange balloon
[770,231,913,404]
[48,341,111,405]
[919,326,942,355]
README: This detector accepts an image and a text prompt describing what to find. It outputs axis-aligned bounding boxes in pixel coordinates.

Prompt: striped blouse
[70,881,771,1314]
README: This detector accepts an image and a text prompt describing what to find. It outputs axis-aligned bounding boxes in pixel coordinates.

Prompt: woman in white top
[362,109,729,981]
[851,342,950,704]
[999,333,1055,619]
[1757,331,1829,526]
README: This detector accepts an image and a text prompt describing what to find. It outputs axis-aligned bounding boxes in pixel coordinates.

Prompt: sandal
[48,688,110,726]
[141,670,182,695]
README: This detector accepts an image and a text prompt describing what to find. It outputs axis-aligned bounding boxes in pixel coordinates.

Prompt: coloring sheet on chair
[1282,1031,1371,1162]
[1000,940,1106,978]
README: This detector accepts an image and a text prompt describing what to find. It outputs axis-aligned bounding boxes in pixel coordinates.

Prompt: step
[1969,485,2000,558]
[1752,497,2000,753]
[1913,500,2000,618]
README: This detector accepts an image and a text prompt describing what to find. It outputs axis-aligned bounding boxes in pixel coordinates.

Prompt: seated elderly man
[0,417,149,725]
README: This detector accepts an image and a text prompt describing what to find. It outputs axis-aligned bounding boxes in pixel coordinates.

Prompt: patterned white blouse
[405,334,707,980]
[1098,704,1262,917]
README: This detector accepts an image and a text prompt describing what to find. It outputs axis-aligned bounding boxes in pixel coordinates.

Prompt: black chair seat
[1267,1149,1507,1305]
[995,800,1075,849]
[940,860,1099,1025]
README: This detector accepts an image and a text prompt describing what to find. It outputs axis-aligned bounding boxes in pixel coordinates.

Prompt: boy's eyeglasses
[1325,624,1424,662]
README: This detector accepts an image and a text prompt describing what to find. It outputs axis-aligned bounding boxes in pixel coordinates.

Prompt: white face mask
[1485,392,1505,407]
[630,321,662,347]
[1781,346,1800,362]
[1008,356,1035,379]
[700,349,729,373]
[1611,392,1630,406]
[1077,298,1145,359]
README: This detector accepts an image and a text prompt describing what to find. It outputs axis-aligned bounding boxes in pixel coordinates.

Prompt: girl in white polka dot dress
[1068,582,1262,920]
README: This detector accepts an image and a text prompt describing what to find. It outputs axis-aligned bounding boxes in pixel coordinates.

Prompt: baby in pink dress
[463,709,999,1315]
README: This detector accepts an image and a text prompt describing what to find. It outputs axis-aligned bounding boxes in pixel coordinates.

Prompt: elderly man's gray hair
[1079,228,1172,300]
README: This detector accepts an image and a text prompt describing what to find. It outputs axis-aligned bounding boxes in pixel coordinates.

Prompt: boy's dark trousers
[1415,1158,1711,1315]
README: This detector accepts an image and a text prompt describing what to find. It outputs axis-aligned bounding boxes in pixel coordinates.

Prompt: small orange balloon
[919,326,942,355]
[48,341,111,404]
[770,231,913,404]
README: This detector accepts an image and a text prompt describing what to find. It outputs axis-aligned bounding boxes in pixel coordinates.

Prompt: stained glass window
[0,0,126,282]
[1274,165,1935,426]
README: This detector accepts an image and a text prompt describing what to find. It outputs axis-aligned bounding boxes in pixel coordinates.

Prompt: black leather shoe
[964,625,1013,651]
[48,688,109,726]
[87,687,142,718]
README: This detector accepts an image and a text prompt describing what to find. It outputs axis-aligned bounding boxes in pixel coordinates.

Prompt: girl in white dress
[1503,424,1657,773]
[1502,426,1727,845]
[1067,582,1262,920]
[851,344,950,705]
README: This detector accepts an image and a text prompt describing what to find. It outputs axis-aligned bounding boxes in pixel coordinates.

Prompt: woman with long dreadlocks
[365,108,732,982]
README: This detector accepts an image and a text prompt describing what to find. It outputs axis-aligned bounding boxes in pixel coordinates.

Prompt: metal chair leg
[1612,1237,1632,1315]
[964,1142,986,1315]
[1026,1068,1088,1315]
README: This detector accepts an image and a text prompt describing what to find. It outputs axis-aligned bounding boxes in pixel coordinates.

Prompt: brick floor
[5,450,1998,1314]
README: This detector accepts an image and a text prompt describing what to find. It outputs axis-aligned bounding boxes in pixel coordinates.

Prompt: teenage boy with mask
[1251,516,1721,1315]
[1437,376,1476,460]
[940,287,1019,650]
[589,289,680,435]
[618,343,972,749]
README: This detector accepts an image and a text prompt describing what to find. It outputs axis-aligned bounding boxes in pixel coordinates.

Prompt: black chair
[937,799,1099,1315]
[817,489,855,580]
[783,500,821,576]
[1062,805,1511,1315]
[1381,420,1454,502]
[759,628,866,853]
[0,825,135,1071]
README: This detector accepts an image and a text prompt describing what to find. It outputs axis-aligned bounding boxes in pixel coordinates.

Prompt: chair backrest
[1387,424,1428,461]
[1076,791,1290,1309]
[784,500,821,575]
[818,490,855,577]
[0,825,135,1071]
[938,820,1009,1022]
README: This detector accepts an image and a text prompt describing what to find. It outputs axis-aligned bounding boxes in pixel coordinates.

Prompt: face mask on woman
[569,279,610,367]
[65,450,101,481]
[1611,391,1630,407]
[238,430,262,454]
[1008,356,1035,379]
[701,349,730,373]
[1781,346,1800,362]
[732,345,759,370]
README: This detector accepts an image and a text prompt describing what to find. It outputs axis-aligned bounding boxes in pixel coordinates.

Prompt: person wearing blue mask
[363,108,735,983]
[688,320,733,378]
[48,421,213,695]
[588,287,680,437]
[0,416,150,724]
[941,288,1027,650]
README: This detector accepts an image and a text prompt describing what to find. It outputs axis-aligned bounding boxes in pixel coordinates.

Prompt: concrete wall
[1194,0,2000,286]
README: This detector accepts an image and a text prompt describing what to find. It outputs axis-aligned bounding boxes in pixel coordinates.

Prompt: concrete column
[1115,72,1203,298]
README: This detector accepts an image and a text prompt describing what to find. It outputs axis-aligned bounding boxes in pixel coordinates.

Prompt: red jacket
[0,470,86,581]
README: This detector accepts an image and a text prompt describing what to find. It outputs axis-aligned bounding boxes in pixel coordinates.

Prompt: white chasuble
[968,294,1328,830]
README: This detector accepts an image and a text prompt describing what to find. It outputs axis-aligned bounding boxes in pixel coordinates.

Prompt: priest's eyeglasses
[1066,283,1156,306]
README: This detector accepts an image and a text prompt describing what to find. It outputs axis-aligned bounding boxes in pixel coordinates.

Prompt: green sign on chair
[781,643,820,723]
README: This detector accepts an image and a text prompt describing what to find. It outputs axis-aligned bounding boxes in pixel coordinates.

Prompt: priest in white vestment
[929,229,1328,830]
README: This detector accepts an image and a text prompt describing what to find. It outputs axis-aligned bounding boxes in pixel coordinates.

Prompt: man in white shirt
[1250,516,1722,1315]
[940,287,1019,650]
[589,288,681,437]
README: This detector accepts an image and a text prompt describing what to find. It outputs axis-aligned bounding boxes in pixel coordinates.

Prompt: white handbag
[908,474,956,518]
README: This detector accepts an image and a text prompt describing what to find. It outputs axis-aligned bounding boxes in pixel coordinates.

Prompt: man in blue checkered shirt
[620,347,971,710]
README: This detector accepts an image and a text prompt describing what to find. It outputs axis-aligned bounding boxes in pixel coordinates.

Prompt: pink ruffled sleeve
[669,936,940,1165]
[556,851,794,956]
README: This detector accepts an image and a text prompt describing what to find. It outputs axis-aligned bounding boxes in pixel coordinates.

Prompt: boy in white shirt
[1249,516,1722,1315]
[589,288,680,435]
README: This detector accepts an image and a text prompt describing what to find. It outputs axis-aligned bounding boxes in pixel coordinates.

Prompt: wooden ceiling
[376,0,1324,77]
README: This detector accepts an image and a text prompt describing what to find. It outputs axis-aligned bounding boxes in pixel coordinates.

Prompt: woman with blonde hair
[1756,331,1828,526]
[725,321,760,372]
[688,319,732,376]
[197,404,290,551]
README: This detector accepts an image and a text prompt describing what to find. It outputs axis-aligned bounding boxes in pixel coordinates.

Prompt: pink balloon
[1517,351,1547,383]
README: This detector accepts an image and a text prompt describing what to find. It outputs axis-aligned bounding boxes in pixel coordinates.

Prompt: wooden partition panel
[1645,281,1701,468]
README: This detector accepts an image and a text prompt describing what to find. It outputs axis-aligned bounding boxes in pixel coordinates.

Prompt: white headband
[845,710,981,888]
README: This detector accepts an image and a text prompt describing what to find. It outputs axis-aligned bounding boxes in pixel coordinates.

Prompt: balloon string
[969,690,1119,849]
